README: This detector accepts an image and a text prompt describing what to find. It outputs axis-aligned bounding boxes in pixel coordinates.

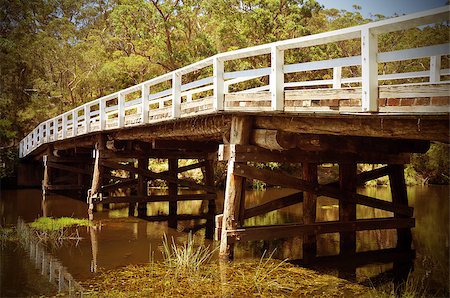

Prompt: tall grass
[30,217,91,246]
[254,249,289,294]
[161,232,216,273]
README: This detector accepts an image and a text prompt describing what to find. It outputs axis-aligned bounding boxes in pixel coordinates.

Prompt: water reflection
[0,185,448,292]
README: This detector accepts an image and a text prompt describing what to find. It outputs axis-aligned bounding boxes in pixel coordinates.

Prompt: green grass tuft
[30,217,91,232]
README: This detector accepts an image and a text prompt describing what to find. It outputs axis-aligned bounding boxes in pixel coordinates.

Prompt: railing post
[99,99,106,130]
[118,93,125,128]
[84,105,90,134]
[38,124,44,145]
[361,27,378,112]
[141,84,149,124]
[53,118,58,141]
[172,72,181,118]
[430,55,441,83]
[61,115,67,139]
[333,66,342,89]
[72,110,78,137]
[19,141,23,158]
[45,121,50,143]
[213,57,224,111]
[33,129,38,148]
[270,45,284,111]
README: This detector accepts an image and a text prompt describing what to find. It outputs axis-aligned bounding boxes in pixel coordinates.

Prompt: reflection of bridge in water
[17,6,449,264]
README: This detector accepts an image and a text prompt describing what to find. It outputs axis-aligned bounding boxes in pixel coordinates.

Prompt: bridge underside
[20,112,448,259]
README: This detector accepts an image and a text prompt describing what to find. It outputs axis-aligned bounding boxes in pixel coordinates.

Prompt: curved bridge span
[17,7,450,261]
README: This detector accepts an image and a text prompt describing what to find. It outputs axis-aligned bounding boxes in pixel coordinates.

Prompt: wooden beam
[100,160,215,192]
[45,185,85,191]
[137,158,149,217]
[218,144,411,164]
[46,161,92,176]
[254,115,449,143]
[101,178,138,191]
[250,130,430,153]
[89,136,106,210]
[102,149,215,160]
[94,194,216,204]
[151,140,219,151]
[46,156,93,164]
[110,114,231,141]
[227,218,415,243]
[234,163,413,217]
[244,192,303,219]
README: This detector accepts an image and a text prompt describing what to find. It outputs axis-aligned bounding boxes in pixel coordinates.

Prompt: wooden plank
[46,161,92,176]
[101,160,215,192]
[234,163,413,217]
[244,192,303,219]
[94,194,216,204]
[227,218,415,242]
[219,144,411,164]
[379,83,450,98]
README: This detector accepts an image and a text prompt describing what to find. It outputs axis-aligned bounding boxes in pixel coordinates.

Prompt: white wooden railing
[19,6,450,158]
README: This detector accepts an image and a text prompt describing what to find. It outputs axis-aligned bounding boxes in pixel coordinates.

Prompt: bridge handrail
[19,6,450,158]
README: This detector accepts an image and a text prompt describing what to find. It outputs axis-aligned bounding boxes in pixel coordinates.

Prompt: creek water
[0,185,448,296]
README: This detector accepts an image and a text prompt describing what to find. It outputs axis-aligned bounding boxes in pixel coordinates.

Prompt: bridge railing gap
[19,6,449,158]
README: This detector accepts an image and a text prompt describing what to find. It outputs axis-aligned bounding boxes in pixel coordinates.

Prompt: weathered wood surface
[227,218,415,242]
[234,163,413,217]
[220,116,252,260]
[303,163,318,259]
[243,192,304,219]
[101,160,215,192]
[339,163,357,255]
[254,115,449,143]
[219,144,411,164]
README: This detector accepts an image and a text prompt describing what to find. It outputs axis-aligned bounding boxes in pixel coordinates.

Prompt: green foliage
[410,142,450,185]
[30,216,91,232]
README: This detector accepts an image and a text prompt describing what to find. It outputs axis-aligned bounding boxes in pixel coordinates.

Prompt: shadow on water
[0,185,448,295]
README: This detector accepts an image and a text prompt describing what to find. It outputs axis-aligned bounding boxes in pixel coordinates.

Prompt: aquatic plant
[161,232,216,273]
[30,217,91,246]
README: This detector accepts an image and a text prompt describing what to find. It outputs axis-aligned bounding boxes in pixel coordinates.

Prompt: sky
[317,0,448,18]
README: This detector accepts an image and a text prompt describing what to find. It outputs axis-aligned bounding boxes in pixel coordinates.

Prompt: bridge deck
[20,6,450,158]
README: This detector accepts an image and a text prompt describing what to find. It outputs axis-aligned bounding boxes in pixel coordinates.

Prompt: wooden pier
[17,7,450,260]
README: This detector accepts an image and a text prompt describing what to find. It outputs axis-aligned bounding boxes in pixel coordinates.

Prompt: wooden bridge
[18,7,449,260]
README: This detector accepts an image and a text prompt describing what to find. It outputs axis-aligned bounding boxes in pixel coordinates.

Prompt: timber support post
[88,135,106,215]
[137,158,149,217]
[42,145,54,198]
[220,116,252,260]
[339,163,357,255]
[388,164,412,250]
[205,159,216,239]
[168,158,178,229]
[302,163,318,260]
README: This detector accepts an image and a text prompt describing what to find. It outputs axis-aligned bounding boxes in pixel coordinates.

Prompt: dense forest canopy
[0,0,448,182]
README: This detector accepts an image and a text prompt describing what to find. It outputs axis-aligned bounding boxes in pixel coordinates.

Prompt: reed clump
[161,232,216,273]
[30,216,91,246]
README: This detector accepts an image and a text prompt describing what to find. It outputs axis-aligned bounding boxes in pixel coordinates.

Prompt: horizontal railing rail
[19,6,450,158]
